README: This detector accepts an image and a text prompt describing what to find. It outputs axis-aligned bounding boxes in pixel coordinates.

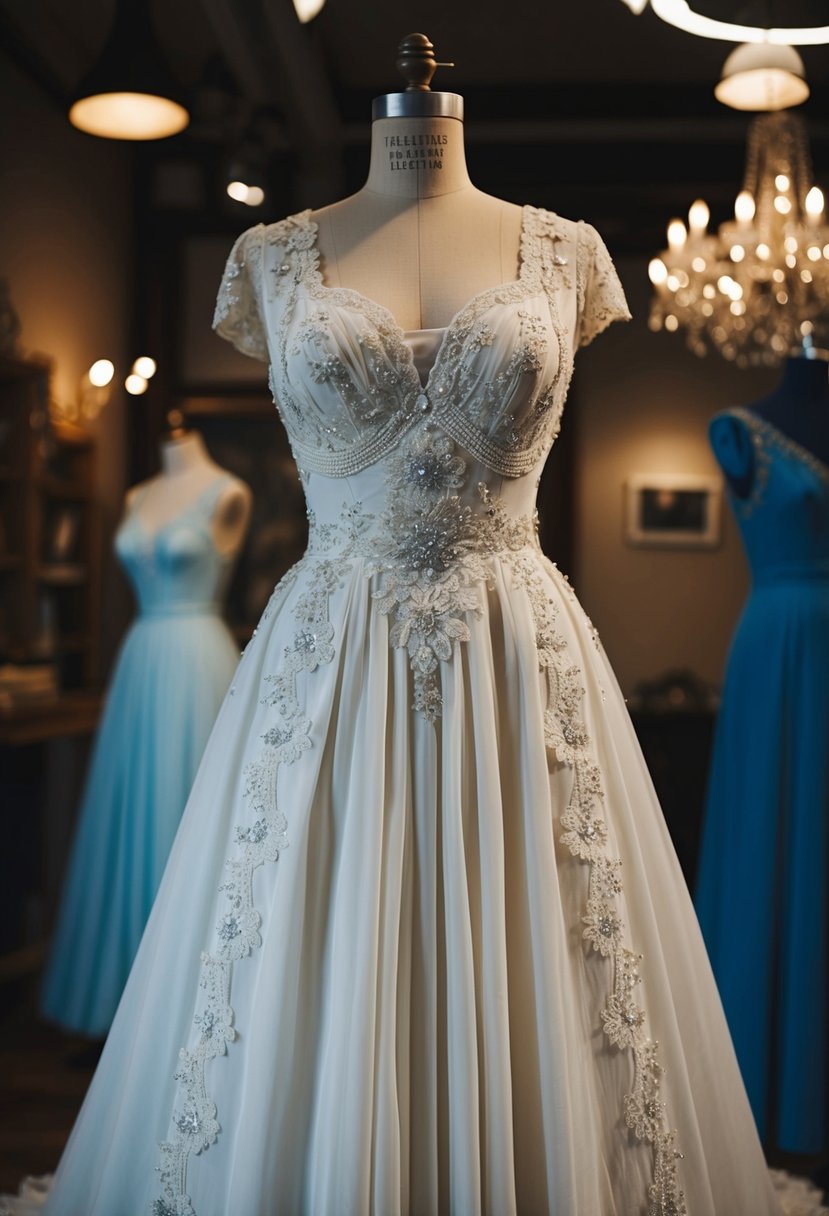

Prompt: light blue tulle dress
[40,476,242,1037]
[696,406,829,1153]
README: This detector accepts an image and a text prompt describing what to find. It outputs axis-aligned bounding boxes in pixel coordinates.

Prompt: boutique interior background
[0,0,828,1193]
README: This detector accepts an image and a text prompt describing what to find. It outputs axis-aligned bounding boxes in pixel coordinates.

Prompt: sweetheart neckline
[300,204,544,399]
[123,477,233,553]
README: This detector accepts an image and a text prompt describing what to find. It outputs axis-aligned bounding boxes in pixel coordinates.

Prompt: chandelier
[647,111,829,366]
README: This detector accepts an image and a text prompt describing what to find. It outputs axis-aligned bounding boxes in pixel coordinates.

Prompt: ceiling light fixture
[69,0,189,141]
[648,111,829,366]
[293,0,326,22]
[620,0,829,45]
[715,41,809,111]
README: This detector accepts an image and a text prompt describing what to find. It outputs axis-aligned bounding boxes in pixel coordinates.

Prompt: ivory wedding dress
[33,206,795,1215]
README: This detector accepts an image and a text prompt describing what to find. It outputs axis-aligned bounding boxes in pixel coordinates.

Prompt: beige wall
[0,49,133,668]
[571,255,774,698]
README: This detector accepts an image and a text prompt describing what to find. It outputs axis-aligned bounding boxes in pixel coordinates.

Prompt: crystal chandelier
[648,111,829,366]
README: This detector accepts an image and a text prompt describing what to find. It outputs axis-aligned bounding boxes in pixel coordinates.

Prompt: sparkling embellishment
[511,552,687,1215]
[217,915,241,943]
[416,391,431,413]
[175,1108,202,1136]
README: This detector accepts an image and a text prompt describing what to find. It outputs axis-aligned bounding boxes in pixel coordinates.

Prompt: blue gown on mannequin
[696,382,829,1154]
[40,476,242,1037]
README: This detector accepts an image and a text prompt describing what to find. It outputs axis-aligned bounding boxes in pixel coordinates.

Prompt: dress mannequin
[12,33,808,1216]
[312,41,522,331]
[710,353,829,499]
[127,426,251,558]
[39,423,251,1039]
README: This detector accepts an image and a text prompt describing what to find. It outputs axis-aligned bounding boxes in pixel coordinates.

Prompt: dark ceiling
[2,0,829,252]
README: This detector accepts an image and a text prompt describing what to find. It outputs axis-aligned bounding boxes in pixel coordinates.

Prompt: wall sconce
[125,355,157,396]
[65,355,157,422]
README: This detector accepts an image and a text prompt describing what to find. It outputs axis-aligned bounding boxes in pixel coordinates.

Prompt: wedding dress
[32,205,792,1215]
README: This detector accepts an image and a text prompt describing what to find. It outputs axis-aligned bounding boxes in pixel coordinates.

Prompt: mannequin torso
[312,116,523,331]
[126,431,251,557]
[711,356,829,499]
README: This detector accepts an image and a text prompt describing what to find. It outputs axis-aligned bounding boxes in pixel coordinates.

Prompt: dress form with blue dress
[696,360,829,1154]
[40,473,244,1037]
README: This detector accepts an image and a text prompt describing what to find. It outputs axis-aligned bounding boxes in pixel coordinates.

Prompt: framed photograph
[625,473,722,549]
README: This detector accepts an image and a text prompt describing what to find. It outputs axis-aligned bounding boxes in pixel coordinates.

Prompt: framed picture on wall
[624,473,722,549]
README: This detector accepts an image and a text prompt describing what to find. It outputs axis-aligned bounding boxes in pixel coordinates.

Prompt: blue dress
[40,477,242,1036]
[696,405,829,1153]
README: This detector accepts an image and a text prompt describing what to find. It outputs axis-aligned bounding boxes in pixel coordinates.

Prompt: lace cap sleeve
[213,225,268,362]
[576,221,631,348]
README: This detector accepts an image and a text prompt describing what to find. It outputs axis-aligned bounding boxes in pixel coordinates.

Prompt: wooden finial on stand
[394,33,454,92]
[372,32,462,121]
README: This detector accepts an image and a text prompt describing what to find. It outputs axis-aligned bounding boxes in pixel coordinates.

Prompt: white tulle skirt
[30,550,791,1215]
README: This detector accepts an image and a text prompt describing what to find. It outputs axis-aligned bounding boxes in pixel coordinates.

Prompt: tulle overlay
[40,615,239,1037]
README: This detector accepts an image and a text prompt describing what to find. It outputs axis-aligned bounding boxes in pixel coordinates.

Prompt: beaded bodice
[213,206,629,482]
[718,407,829,584]
[212,203,629,721]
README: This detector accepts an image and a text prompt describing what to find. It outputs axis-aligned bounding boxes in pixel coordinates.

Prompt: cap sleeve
[212,225,269,362]
[576,220,631,348]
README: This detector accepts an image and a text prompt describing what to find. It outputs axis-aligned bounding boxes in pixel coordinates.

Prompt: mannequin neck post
[160,430,213,477]
[363,116,472,199]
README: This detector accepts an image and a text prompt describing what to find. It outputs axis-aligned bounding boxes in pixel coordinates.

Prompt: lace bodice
[213,206,630,481]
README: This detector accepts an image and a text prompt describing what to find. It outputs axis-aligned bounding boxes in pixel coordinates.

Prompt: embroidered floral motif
[370,427,538,719]
[153,559,343,1216]
[507,551,687,1216]
[251,206,583,480]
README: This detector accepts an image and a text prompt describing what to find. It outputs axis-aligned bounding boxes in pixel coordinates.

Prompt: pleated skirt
[43,553,781,1215]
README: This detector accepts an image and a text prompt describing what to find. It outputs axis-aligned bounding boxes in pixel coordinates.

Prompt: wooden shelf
[37,564,88,586]
[0,689,102,746]
[1,358,100,690]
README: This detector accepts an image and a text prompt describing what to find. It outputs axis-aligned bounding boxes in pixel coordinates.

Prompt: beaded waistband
[304,493,540,570]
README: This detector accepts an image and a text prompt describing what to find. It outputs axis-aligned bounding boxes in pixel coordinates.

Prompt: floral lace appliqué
[152,557,343,1216]
[508,552,687,1216]
[370,424,538,720]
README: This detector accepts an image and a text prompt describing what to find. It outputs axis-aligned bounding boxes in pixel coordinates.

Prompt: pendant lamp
[69,0,189,141]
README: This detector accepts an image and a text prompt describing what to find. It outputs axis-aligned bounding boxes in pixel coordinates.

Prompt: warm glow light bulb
[227,181,250,203]
[125,373,148,395]
[774,195,792,215]
[667,219,687,250]
[293,0,326,20]
[734,191,755,223]
[648,257,668,286]
[775,174,790,191]
[806,186,825,217]
[227,180,265,207]
[688,199,709,233]
[88,359,115,387]
[132,356,157,379]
